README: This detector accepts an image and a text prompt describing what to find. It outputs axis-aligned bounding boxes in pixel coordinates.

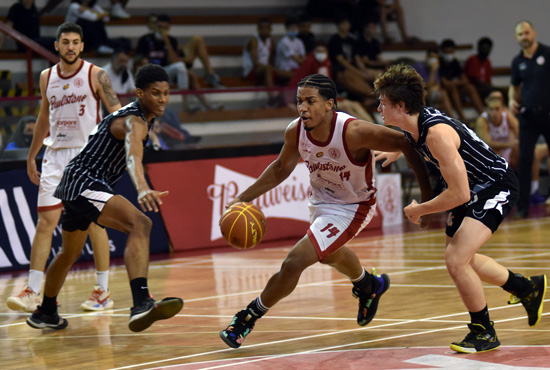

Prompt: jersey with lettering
[54,101,153,201]
[297,111,376,205]
[44,60,101,149]
[404,107,508,197]
[481,111,513,162]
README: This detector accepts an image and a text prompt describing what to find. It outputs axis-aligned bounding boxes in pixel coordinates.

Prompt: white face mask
[314,52,328,63]
[427,57,438,66]
[154,32,163,40]
[441,53,454,62]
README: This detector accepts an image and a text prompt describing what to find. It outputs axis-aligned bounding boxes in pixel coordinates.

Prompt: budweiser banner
[147,155,401,252]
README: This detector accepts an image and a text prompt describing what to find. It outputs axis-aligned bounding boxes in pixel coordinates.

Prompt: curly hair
[373,64,426,115]
[135,64,169,90]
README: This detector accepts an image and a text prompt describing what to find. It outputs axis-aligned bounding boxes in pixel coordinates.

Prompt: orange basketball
[219,202,266,249]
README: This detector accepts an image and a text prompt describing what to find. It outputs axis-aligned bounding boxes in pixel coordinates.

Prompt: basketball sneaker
[450,321,500,353]
[81,285,114,311]
[219,309,257,348]
[352,268,390,326]
[508,274,547,326]
[6,285,40,313]
[26,306,68,330]
[128,297,184,332]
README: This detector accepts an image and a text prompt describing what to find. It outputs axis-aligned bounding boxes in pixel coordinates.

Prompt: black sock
[469,305,493,331]
[352,268,375,295]
[246,297,269,319]
[42,294,57,315]
[501,270,533,298]
[130,277,150,308]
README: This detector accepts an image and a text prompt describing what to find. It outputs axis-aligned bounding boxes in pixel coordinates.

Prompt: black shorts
[446,168,519,237]
[60,184,115,232]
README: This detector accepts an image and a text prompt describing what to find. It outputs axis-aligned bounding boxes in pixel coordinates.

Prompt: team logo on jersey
[328,148,340,159]
[63,84,70,90]
[74,77,84,88]
[316,152,324,158]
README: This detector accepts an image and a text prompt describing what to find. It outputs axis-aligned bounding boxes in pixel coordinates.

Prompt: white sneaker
[7,285,40,313]
[81,285,114,311]
[111,3,130,19]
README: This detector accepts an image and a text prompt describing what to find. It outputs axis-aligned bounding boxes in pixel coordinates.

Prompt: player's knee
[444,249,467,275]
[128,213,152,236]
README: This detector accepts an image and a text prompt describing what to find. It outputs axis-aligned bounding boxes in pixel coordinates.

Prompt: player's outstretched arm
[230,121,301,207]
[123,116,168,212]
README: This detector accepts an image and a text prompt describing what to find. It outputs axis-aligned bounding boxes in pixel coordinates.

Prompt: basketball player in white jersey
[219,74,433,349]
[7,22,122,313]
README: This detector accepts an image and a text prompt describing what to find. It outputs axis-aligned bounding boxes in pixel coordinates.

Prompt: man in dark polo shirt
[509,21,550,218]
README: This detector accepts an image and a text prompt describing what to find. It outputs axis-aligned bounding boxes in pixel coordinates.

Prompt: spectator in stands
[3,115,35,151]
[103,49,135,105]
[438,38,484,122]
[357,0,416,44]
[355,21,392,71]
[0,0,56,54]
[414,47,454,117]
[275,17,306,85]
[297,14,316,54]
[40,0,130,19]
[474,90,549,204]
[328,14,377,110]
[66,0,115,54]
[464,37,495,100]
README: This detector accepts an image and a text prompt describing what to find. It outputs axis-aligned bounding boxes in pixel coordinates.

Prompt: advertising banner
[147,155,401,252]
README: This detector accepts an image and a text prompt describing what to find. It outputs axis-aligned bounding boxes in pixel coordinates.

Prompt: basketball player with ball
[219,74,434,348]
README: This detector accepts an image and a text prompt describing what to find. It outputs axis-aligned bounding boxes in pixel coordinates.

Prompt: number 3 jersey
[44,60,101,149]
[297,111,376,206]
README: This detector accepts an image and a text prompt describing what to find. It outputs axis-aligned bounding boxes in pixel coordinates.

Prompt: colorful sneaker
[6,285,40,313]
[128,297,183,332]
[26,306,68,330]
[352,268,390,326]
[508,274,547,326]
[450,322,500,353]
[81,285,114,311]
[219,310,257,348]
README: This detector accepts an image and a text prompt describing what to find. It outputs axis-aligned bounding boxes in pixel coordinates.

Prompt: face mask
[287,30,299,38]
[154,32,163,40]
[441,53,454,62]
[23,135,33,147]
[314,52,328,62]
[427,57,438,66]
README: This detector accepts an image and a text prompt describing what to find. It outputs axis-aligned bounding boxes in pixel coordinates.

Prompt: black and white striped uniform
[54,101,153,201]
[404,107,509,198]
[405,107,518,236]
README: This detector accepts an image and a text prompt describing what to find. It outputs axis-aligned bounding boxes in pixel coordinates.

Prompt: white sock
[28,270,44,294]
[96,270,109,291]
[531,180,539,195]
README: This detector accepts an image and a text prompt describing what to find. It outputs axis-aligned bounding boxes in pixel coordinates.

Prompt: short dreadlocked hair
[297,74,338,110]
[373,64,426,115]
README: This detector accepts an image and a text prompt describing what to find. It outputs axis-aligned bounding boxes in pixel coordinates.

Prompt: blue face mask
[287,30,299,38]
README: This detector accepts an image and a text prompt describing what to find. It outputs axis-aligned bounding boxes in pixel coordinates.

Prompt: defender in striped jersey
[374,64,546,353]
[27,64,183,332]
[219,74,433,349]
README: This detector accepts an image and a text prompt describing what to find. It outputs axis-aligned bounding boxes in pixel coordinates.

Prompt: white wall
[400,0,550,67]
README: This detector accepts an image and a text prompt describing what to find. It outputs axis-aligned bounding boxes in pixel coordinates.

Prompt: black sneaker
[26,306,68,330]
[508,274,547,326]
[128,297,184,332]
[450,322,500,353]
[219,310,257,348]
[352,268,390,326]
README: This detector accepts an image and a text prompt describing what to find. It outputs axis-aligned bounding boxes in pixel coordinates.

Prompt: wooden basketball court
[1,214,549,369]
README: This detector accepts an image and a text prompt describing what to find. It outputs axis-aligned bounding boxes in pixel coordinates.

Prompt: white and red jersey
[481,110,513,162]
[297,111,376,206]
[44,60,101,149]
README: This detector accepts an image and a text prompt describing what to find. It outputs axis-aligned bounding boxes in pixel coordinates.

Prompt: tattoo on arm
[98,70,120,108]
